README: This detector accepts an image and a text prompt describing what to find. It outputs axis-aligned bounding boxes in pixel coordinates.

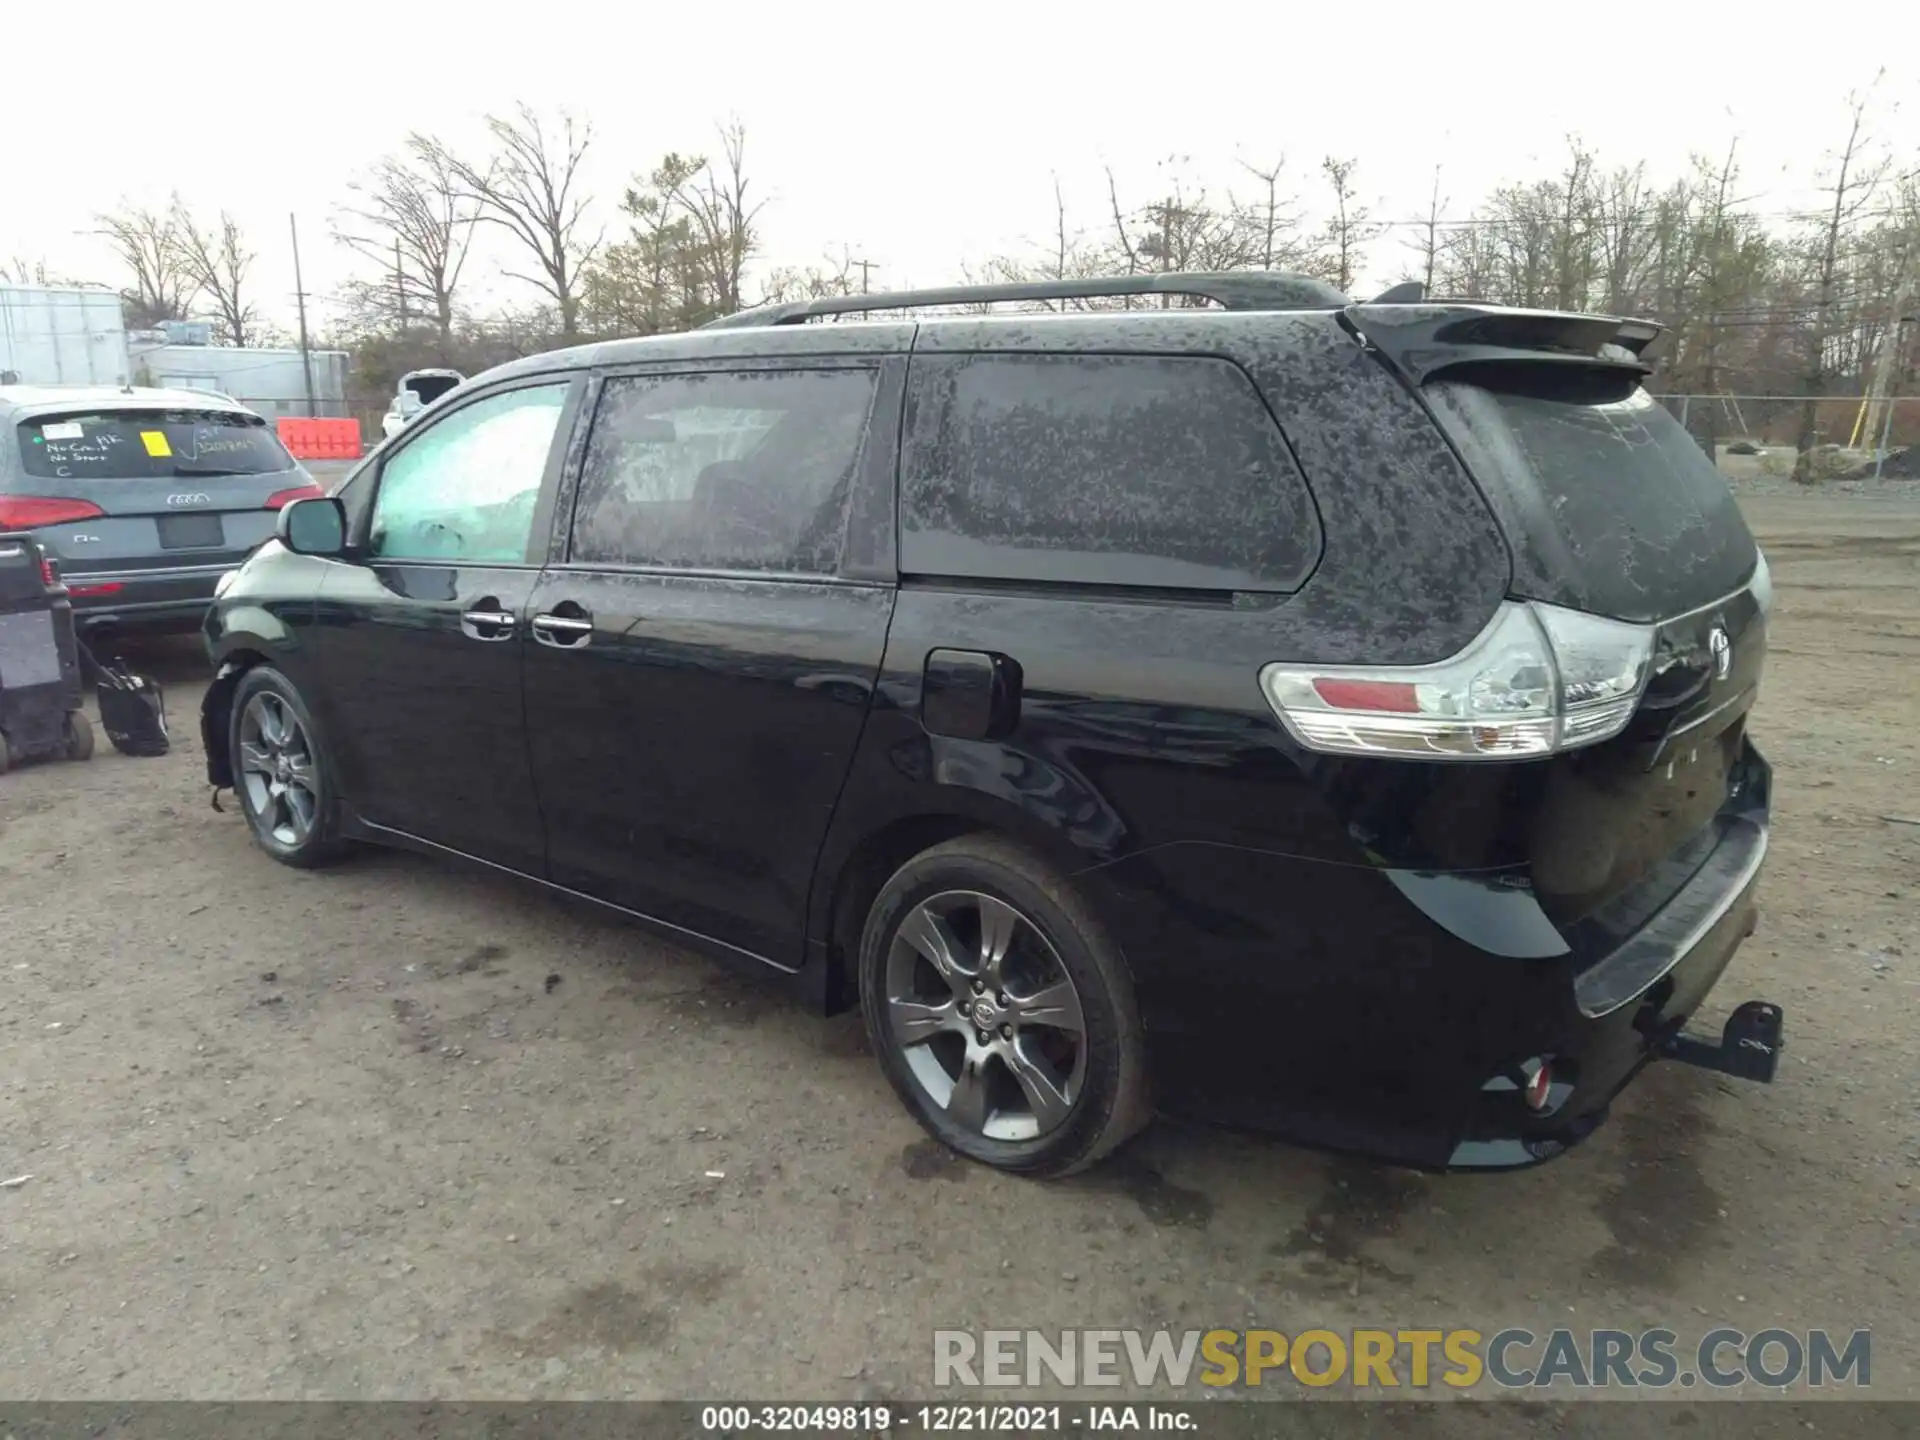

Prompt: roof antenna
[1369,281,1426,304]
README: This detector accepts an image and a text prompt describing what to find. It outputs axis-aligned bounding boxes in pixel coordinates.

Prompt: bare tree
[1436,218,1503,302]
[1103,158,1249,302]
[964,176,1112,310]
[761,245,863,304]
[1046,176,1079,284]
[1549,139,1597,310]
[3,257,57,285]
[172,202,257,346]
[334,138,483,348]
[94,202,198,327]
[428,104,601,341]
[1105,167,1140,275]
[1792,83,1889,481]
[1404,166,1448,293]
[1665,141,1774,449]
[1234,156,1313,273]
[1589,161,1661,316]
[1317,157,1382,294]
[669,120,765,319]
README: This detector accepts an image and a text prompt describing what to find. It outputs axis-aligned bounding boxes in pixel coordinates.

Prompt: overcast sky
[9,2,1915,334]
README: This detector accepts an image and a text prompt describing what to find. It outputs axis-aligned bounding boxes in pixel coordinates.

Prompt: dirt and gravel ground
[1,485,1915,1412]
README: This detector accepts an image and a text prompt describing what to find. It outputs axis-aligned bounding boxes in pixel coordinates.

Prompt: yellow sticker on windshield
[140,430,172,457]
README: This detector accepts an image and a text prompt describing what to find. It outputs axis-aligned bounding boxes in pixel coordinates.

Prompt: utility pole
[1154,197,1176,307]
[1422,166,1443,296]
[395,236,408,332]
[1862,246,1917,479]
[852,257,877,294]
[290,212,316,418]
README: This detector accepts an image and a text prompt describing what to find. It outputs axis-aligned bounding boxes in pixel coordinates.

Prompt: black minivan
[201,273,1780,1176]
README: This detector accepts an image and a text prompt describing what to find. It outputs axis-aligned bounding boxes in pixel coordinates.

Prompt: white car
[380,368,464,440]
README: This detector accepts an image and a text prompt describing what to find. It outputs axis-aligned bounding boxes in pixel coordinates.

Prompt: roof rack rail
[700,271,1351,330]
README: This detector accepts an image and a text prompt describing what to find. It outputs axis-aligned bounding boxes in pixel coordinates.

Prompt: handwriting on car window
[182,433,258,458]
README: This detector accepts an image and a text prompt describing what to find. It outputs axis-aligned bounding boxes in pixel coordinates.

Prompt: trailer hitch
[1661,1000,1783,1083]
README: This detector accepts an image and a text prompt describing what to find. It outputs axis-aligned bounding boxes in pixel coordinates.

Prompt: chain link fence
[1652,393,1920,450]
[1649,393,1920,479]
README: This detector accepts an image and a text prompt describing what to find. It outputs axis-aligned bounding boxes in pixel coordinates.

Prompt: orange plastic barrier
[276,417,363,461]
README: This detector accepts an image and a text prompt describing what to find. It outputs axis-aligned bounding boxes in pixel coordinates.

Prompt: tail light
[39,555,59,588]
[68,582,123,598]
[1260,601,1654,760]
[264,484,326,510]
[0,496,106,529]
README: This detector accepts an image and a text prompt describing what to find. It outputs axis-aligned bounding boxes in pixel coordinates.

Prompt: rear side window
[570,369,878,575]
[900,354,1320,592]
[16,410,290,481]
[1427,377,1756,620]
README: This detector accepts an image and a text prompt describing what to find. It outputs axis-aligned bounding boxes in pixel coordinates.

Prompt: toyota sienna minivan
[198,273,1781,1176]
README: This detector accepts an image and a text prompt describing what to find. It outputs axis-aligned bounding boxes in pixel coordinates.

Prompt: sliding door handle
[460,601,517,641]
[531,611,593,648]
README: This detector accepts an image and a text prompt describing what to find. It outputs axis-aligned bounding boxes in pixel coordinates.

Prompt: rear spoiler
[1340,303,1666,384]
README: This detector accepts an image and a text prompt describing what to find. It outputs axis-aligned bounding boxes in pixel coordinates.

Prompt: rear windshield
[1427,374,1756,622]
[402,374,461,405]
[16,410,292,481]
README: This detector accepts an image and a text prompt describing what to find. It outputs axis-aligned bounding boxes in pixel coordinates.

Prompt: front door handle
[460,598,517,641]
[531,610,593,648]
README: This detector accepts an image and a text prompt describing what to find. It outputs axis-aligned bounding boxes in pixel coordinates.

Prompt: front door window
[369,384,569,563]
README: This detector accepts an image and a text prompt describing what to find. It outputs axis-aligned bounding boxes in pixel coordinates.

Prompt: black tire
[228,665,347,868]
[63,711,94,762]
[858,834,1149,1177]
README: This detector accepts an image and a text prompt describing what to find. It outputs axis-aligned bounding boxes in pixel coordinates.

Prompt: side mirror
[278,496,348,557]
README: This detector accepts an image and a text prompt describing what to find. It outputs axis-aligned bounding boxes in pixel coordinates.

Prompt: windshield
[17,409,293,480]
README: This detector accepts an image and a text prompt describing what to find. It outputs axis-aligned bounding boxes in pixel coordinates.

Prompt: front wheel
[229,666,346,868]
[858,835,1149,1177]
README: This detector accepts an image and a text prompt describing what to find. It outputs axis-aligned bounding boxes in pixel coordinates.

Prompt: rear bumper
[1094,742,1775,1171]
[68,562,229,632]
[1446,811,1768,1168]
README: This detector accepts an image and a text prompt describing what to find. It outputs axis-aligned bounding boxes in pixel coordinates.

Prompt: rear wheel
[63,711,94,762]
[858,835,1149,1176]
[229,666,346,868]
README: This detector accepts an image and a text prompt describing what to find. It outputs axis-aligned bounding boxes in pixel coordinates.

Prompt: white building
[0,287,350,424]
[0,285,131,387]
[129,335,350,423]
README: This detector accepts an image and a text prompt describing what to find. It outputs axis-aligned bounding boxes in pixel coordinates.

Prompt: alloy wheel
[238,693,319,848]
[884,890,1089,1142]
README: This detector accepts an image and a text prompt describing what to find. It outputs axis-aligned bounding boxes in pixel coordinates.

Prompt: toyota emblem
[1708,626,1732,681]
[167,492,212,507]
